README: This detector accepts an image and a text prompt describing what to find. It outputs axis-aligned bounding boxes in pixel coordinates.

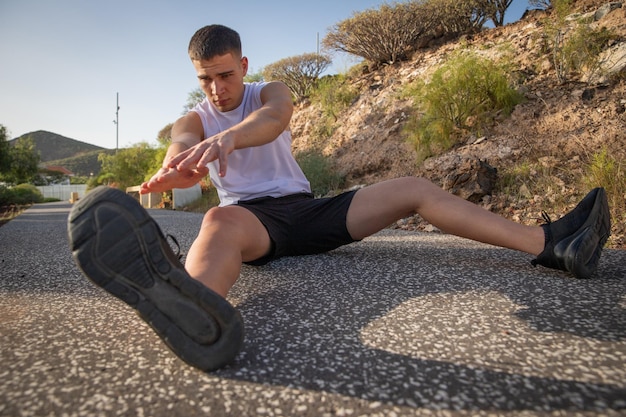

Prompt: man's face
[192,52,248,112]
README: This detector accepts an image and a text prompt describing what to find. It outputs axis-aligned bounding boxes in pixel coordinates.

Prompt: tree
[323,0,498,67]
[182,88,206,114]
[324,1,439,66]
[32,168,68,186]
[244,69,264,83]
[432,0,491,33]
[2,136,40,185]
[147,124,174,182]
[487,0,514,27]
[97,142,158,190]
[0,125,11,176]
[157,123,173,144]
[262,53,331,102]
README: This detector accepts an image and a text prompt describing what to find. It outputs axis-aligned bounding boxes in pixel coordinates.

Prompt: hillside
[291,0,626,248]
[10,130,111,176]
[10,130,106,162]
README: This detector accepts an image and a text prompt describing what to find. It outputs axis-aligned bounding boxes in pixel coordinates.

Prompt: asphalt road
[1,201,625,417]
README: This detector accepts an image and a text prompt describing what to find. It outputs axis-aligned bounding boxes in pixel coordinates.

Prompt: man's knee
[201,206,243,230]
[200,206,271,260]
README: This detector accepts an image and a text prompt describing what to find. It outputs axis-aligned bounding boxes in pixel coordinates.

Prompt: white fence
[36,184,88,201]
[35,183,201,208]
[172,184,202,209]
[126,184,202,209]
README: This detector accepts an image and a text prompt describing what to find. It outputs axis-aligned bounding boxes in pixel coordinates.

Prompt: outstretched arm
[168,81,293,178]
[140,81,293,194]
[140,112,206,194]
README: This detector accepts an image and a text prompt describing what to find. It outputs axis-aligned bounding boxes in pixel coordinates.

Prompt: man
[68,25,611,371]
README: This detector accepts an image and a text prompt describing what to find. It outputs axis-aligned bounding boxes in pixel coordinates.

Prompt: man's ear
[241,56,249,77]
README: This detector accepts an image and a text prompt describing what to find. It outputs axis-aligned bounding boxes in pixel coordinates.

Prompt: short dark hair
[188,25,242,61]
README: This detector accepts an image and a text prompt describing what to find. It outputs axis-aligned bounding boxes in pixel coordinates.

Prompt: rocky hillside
[291,0,626,248]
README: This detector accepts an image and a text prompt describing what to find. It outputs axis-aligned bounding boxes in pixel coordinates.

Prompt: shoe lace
[166,234,185,262]
[541,210,552,224]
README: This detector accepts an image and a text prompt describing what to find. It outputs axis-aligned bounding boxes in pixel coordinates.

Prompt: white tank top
[191,82,311,206]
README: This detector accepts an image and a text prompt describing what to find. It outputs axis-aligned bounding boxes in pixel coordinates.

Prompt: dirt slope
[291,0,626,248]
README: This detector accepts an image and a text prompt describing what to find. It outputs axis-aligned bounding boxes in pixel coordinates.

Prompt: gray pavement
[1,201,625,417]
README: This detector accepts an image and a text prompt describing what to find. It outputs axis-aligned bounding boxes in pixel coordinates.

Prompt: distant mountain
[10,130,107,162]
[9,130,113,177]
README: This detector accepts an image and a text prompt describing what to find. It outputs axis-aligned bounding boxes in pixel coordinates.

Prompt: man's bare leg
[346,177,545,255]
[184,205,272,297]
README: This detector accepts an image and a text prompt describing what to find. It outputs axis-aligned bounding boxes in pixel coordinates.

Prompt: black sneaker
[68,186,244,371]
[531,187,611,279]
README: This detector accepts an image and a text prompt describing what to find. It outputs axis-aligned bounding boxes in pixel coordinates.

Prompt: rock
[423,155,498,203]
[580,38,626,84]
[519,183,532,198]
[594,2,622,21]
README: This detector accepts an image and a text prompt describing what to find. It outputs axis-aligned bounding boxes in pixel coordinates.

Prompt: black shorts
[237,191,359,265]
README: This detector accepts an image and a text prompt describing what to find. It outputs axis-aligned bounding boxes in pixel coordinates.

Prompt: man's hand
[167,132,235,178]
[140,164,208,194]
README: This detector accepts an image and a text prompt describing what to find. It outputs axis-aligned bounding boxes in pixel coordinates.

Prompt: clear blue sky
[0,0,531,149]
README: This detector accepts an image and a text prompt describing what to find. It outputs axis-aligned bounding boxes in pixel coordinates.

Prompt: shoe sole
[67,186,244,371]
[554,187,611,278]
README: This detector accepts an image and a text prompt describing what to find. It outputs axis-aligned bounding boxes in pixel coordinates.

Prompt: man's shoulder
[245,81,267,90]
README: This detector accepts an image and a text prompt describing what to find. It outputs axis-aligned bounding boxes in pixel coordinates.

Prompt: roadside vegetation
[401,52,523,162]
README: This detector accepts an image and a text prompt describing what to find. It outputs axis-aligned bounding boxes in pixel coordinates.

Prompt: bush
[540,0,616,84]
[0,185,11,206]
[433,0,491,33]
[323,1,438,66]
[0,184,44,205]
[308,74,360,140]
[404,52,523,162]
[310,75,359,121]
[583,148,625,243]
[295,150,344,197]
[323,0,492,66]
[97,142,158,190]
[560,24,616,83]
[262,53,331,102]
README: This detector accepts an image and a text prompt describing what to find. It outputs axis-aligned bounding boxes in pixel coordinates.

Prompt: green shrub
[404,52,523,162]
[561,25,616,82]
[496,160,568,204]
[310,75,359,121]
[3,184,44,205]
[295,150,344,197]
[583,148,625,241]
[0,185,11,206]
[309,74,360,141]
[541,0,616,84]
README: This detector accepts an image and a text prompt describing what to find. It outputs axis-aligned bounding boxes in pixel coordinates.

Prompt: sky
[0,0,531,150]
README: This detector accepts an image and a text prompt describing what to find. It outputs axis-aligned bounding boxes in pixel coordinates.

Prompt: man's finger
[197,146,219,168]
[218,151,228,177]
[166,148,193,168]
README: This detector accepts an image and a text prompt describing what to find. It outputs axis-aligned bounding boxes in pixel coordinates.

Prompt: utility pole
[317,32,319,55]
[114,92,119,153]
